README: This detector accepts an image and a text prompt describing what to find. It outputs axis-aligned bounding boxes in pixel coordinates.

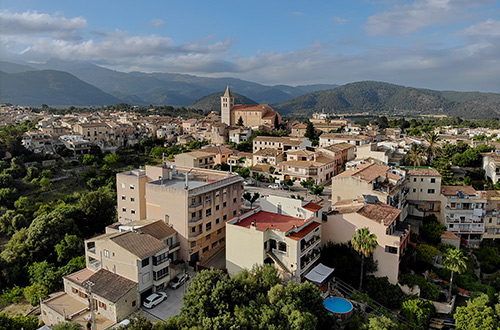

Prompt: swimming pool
[323,297,354,320]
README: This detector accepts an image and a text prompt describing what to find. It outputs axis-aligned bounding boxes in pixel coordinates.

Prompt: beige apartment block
[116,164,244,264]
[281,153,335,185]
[483,152,500,183]
[439,186,486,246]
[406,167,442,218]
[174,150,216,169]
[41,268,138,330]
[324,198,411,284]
[253,148,285,166]
[331,163,409,220]
[319,133,371,148]
[85,228,171,300]
[253,136,312,154]
[226,195,322,279]
[73,122,110,142]
[484,190,500,239]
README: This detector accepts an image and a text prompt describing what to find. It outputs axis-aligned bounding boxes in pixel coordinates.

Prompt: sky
[1,0,499,92]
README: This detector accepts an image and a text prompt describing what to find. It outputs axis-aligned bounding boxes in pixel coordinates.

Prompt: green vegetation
[454,293,500,330]
[442,248,468,300]
[351,228,378,290]
[400,299,435,330]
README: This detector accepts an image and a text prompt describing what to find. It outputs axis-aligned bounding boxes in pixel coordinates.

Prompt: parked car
[143,292,168,308]
[268,183,280,189]
[169,273,190,289]
[243,179,255,186]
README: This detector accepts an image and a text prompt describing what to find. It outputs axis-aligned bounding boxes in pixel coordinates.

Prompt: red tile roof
[288,221,321,241]
[441,185,476,196]
[302,201,322,212]
[234,210,310,233]
[232,104,274,112]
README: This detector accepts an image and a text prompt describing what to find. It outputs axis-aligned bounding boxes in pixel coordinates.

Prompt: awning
[304,263,334,284]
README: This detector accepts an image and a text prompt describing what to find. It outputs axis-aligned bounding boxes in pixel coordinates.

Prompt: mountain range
[0,60,499,119]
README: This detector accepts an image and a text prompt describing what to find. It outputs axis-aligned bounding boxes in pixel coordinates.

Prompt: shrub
[401,299,435,330]
[365,276,406,309]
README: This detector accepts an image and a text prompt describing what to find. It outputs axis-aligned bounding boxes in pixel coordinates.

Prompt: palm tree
[351,227,378,290]
[406,144,426,167]
[424,131,440,163]
[442,248,468,301]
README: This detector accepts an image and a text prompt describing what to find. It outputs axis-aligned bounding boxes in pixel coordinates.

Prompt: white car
[169,273,190,289]
[268,183,280,189]
[143,292,168,309]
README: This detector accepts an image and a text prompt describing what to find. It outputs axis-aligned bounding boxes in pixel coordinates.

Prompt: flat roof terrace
[234,210,310,233]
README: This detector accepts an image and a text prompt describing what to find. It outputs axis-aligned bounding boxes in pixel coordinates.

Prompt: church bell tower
[221,86,234,125]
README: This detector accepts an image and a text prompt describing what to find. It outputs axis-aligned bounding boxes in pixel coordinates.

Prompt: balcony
[300,235,321,256]
[189,231,203,238]
[169,241,181,251]
[188,201,203,211]
[189,215,203,223]
[300,250,320,274]
[88,258,101,270]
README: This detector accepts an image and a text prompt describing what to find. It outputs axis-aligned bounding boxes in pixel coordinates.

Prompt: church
[220,86,282,128]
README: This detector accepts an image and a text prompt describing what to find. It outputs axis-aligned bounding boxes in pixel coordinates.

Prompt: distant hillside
[0,61,37,74]
[275,81,500,119]
[190,92,258,112]
[0,70,123,107]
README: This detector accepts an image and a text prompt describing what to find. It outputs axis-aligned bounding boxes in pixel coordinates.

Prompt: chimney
[184,172,189,190]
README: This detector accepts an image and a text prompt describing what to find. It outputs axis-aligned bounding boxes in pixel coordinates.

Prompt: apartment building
[406,168,442,218]
[73,122,110,142]
[439,186,486,246]
[483,152,500,183]
[85,229,171,300]
[116,165,243,264]
[199,145,235,165]
[484,191,500,239]
[281,150,336,185]
[41,269,138,329]
[253,148,284,166]
[318,143,356,175]
[174,150,216,169]
[324,197,411,284]
[331,163,409,220]
[253,136,312,154]
[319,133,371,148]
[226,195,322,280]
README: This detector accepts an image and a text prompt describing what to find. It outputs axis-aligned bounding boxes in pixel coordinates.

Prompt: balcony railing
[188,201,203,211]
[169,241,181,250]
[189,215,203,223]
[300,236,321,255]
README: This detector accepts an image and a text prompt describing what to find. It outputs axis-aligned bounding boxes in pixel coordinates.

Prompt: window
[233,197,237,203]
[122,207,126,212]
[420,178,423,182]
[131,209,136,214]
[121,183,125,188]
[223,215,227,221]
[216,218,220,224]
[427,189,435,194]
[191,226,196,233]
[142,273,150,283]
[142,257,150,267]
[121,195,126,200]
[132,300,136,307]
[212,242,218,249]
[191,241,196,248]
[72,287,78,294]
[130,184,135,190]
[215,191,220,197]
[428,203,434,211]
[131,197,135,202]
[192,212,196,218]
[205,194,212,203]
[153,252,169,266]
[233,210,237,216]
[278,241,287,252]
[385,246,398,254]
[223,188,228,194]
[153,266,169,281]
[202,246,209,253]
[412,189,416,193]
[216,205,220,211]
[104,249,110,258]
[430,178,436,183]
[217,229,222,234]
[98,301,107,310]
[206,222,212,231]
[223,202,227,208]
[413,178,417,182]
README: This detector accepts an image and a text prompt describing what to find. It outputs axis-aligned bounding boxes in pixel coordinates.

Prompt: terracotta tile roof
[87,269,137,303]
[406,168,441,176]
[441,185,476,196]
[201,145,235,154]
[286,149,315,157]
[110,231,168,259]
[232,104,275,112]
[134,220,176,240]
[333,200,400,227]
[441,231,460,240]
[320,133,371,140]
[485,190,500,199]
[234,210,310,233]
[302,201,322,212]
[253,136,305,145]
[64,268,95,285]
[181,150,216,158]
[288,221,321,241]
[333,163,401,182]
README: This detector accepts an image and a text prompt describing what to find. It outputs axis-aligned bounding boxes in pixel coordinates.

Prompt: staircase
[267,250,292,274]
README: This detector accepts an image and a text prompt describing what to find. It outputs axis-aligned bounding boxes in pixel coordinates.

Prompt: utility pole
[84,280,96,330]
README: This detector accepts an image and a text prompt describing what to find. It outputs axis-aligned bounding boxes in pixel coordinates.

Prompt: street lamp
[83,280,96,330]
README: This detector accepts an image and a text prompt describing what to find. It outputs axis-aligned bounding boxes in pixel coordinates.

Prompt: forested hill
[0,70,123,107]
[274,81,500,119]
[190,92,258,111]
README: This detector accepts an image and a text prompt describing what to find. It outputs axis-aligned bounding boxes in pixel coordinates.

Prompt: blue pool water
[323,297,353,314]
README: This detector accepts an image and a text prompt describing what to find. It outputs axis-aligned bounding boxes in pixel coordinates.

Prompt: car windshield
[172,277,179,283]
[144,298,152,303]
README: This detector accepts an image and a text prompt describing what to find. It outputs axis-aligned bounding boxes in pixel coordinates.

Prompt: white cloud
[149,18,166,28]
[332,16,347,24]
[460,19,500,36]
[0,10,86,40]
[364,0,486,36]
